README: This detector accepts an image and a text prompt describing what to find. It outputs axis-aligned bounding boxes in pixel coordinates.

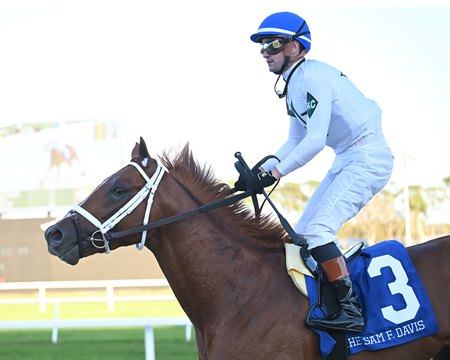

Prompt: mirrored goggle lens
[260,39,285,55]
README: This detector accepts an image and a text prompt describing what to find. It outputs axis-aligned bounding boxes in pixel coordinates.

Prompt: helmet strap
[287,20,310,43]
[274,58,305,98]
[274,56,290,75]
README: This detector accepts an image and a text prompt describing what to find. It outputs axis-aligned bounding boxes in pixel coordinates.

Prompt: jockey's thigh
[295,141,393,250]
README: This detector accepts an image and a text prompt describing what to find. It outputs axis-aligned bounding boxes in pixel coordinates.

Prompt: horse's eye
[112,187,127,198]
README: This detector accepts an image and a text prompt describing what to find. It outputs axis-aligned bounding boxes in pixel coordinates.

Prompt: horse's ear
[131,137,151,168]
[138,137,150,159]
[131,142,140,159]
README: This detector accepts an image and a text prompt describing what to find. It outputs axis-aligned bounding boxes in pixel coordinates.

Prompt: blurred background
[1,0,450,282]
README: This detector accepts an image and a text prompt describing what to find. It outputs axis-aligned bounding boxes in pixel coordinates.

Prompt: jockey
[247,11,394,333]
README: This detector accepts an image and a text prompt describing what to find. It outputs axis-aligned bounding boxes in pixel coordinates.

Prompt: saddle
[285,241,364,297]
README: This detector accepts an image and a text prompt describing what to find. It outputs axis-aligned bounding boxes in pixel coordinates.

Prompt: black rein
[106,189,255,241]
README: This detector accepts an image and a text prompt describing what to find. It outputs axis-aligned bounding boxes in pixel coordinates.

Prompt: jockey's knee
[310,242,343,264]
[296,229,338,251]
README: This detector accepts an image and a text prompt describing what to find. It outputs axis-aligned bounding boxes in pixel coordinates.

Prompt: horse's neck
[150,178,278,330]
[155,219,253,319]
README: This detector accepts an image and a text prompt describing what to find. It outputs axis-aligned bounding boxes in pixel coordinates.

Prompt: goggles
[260,38,286,55]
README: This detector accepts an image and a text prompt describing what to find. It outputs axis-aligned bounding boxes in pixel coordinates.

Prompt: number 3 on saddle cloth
[286,240,439,358]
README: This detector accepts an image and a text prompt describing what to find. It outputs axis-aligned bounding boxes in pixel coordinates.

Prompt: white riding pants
[295,137,394,250]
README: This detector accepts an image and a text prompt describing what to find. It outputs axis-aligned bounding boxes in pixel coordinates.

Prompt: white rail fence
[0,279,175,311]
[0,279,193,360]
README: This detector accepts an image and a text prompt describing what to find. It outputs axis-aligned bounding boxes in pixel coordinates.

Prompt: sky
[1,1,450,197]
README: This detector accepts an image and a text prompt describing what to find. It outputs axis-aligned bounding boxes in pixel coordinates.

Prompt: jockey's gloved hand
[234,174,247,192]
[251,165,263,175]
[246,170,277,194]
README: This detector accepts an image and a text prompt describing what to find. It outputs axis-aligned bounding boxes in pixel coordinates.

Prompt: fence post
[51,302,60,344]
[144,326,155,360]
[185,324,192,342]
[106,285,115,311]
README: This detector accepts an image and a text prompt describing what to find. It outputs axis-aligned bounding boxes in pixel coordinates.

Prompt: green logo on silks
[307,92,318,118]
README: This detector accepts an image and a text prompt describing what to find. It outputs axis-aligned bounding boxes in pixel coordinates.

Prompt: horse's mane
[159,144,288,248]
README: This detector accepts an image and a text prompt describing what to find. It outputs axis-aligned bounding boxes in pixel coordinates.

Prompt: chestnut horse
[44,138,449,359]
[47,143,80,171]
[42,142,82,186]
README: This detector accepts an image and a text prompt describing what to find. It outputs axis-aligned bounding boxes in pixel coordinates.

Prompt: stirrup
[306,315,365,333]
[305,303,327,327]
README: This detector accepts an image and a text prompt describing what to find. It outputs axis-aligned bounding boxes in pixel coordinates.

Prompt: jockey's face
[260,38,306,74]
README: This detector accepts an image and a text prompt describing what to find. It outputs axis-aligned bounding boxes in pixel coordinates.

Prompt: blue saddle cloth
[306,240,438,357]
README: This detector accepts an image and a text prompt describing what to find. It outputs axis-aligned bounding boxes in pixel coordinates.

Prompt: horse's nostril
[47,228,63,242]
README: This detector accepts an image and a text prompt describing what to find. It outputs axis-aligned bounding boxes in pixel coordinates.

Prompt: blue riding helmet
[250,12,312,51]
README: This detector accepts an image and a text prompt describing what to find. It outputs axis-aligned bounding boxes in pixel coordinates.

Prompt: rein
[108,189,256,240]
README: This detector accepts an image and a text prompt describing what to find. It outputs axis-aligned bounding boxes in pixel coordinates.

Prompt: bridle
[69,160,167,256]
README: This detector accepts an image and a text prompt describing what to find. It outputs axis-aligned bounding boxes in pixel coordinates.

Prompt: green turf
[0,327,198,359]
[0,291,198,359]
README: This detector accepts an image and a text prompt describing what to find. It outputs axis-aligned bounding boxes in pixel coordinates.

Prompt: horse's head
[44,137,166,265]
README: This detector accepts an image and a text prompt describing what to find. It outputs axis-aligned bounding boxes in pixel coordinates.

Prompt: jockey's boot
[306,255,365,333]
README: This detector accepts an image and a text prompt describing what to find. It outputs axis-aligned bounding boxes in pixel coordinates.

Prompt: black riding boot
[306,255,365,333]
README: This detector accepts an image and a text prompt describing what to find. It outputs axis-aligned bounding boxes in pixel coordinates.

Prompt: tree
[338,186,403,246]
[226,174,450,246]
[444,176,450,187]
[270,180,319,223]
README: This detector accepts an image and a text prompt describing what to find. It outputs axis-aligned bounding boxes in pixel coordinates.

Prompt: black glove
[245,170,277,194]
[234,174,247,191]
[234,162,263,191]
